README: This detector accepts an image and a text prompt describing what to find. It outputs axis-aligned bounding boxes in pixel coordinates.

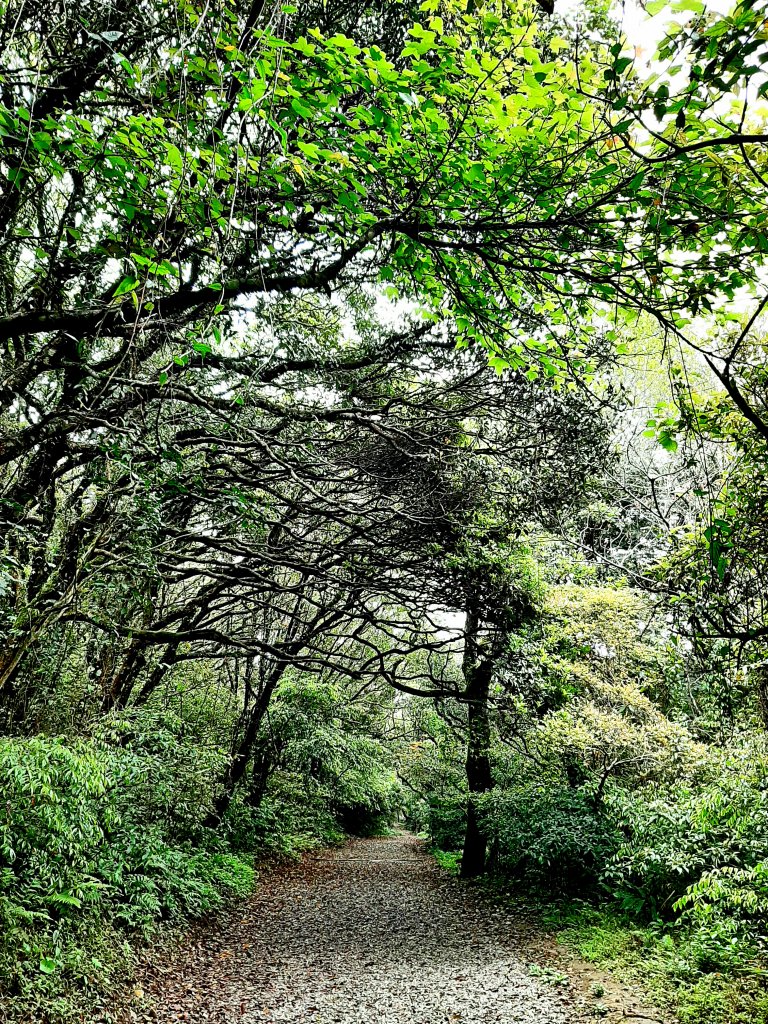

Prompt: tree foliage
[3,0,768,1019]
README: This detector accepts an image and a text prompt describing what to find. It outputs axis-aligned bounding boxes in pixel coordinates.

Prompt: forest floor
[109,834,668,1024]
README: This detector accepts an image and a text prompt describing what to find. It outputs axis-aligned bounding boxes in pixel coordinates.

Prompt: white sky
[561,0,735,66]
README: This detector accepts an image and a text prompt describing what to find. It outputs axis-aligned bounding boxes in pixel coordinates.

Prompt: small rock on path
[123,835,657,1024]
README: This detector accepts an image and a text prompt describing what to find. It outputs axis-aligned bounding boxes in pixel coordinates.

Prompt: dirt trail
[119,835,666,1024]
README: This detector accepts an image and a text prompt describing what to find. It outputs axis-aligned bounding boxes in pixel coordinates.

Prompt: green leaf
[626,171,645,193]
[290,97,314,119]
[113,275,139,298]
[39,958,58,975]
[48,890,82,908]
[672,0,705,11]
[165,144,183,174]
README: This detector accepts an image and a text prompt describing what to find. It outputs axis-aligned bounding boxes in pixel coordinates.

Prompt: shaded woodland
[1,0,768,1021]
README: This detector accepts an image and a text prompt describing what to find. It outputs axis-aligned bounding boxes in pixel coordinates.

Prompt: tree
[332,357,613,874]
[3,0,765,717]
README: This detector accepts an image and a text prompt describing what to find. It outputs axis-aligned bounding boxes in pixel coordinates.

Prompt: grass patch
[545,901,768,1024]
[432,849,461,875]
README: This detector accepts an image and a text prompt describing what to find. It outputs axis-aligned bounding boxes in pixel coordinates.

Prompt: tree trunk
[460,658,493,878]
[460,595,494,879]
[204,661,287,827]
[100,636,148,712]
[245,741,276,810]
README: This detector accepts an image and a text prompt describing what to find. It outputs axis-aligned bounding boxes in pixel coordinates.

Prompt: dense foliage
[1,0,768,1020]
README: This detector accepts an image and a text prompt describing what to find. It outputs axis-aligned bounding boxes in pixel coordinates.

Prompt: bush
[224,786,345,858]
[0,732,254,1015]
[674,860,768,965]
[482,785,621,891]
[604,759,768,919]
[97,705,231,840]
[335,802,394,837]
[426,796,467,852]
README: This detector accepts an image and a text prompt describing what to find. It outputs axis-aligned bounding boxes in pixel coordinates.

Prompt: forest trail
[119,835,661,1024]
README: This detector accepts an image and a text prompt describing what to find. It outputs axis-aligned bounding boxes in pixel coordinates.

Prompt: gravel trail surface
[129,835,605,1024]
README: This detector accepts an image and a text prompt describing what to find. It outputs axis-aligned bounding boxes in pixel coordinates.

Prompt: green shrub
[433,849,461,874]
[427,796,466,852]
[482,785,621,891]
[0,731,254,1013]
[97,705,230,840]
[224,771,350,859]
[674,860,768,963]
[604,764,768,919]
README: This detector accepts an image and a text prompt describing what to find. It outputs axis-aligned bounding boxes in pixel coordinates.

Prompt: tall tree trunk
[245,740,276,810]
[460,657,493,878]
[460,596,494,879]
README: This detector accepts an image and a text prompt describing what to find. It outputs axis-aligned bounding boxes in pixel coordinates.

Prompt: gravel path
[130,835,601,1024]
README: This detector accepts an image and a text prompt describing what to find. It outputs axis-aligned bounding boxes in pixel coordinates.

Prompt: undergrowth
[431,848,461,875]
[0,733,257,1023]
[0,710,391,1023]
[549,900,768,1024]
[475,871,768,1024]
